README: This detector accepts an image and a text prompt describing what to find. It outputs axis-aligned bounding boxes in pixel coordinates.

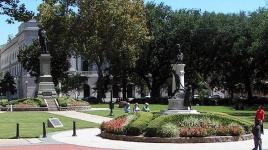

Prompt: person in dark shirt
[252,120,262,150]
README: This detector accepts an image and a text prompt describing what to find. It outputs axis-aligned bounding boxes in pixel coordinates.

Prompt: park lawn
[84,104,167,118]
[0,112,98,139]
[86,104,266,128]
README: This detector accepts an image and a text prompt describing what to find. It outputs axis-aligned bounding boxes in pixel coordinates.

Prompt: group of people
[253,105,265,150]
[124,102,150,113]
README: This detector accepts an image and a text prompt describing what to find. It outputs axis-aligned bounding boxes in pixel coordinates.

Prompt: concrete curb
[100,132,253,143]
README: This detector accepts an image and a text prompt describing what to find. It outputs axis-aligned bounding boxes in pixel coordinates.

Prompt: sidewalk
[0,138,42,147]
[48,111,112,124]
[51,128,267,150]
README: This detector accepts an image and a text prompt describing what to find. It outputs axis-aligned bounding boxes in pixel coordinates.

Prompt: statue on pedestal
[171,44,185,99]
[38,28,49,54]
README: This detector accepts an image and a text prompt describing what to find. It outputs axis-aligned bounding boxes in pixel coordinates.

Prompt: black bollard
[72,121,77,136]
[16,123,20,139]
[43,122,47,138]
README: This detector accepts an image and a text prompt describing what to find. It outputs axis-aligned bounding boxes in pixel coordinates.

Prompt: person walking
[255,105,265,134]
[252,120,262,150]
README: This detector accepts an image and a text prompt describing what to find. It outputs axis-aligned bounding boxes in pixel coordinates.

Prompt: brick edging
[100,132,253,143]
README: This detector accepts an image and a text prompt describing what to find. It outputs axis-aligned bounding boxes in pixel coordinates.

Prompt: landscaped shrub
[57,97,68,107]
[103,112,251,138]
[146,113,252,137]
[179,127,208,137]
[125,112,154,136]
[228,125,244,136]
[0,99,8,107]
[7,98,47,107]
[100,114,137,134]
[216,126,229,136]
[100,116,128,134]
[57,97,89,107]
[158,123,178,137]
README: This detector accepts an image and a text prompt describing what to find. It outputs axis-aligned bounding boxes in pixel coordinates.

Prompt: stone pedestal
[161,63,199,114]
[37,54,57,97]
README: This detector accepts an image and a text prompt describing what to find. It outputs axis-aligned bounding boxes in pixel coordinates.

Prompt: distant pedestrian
[255,105,265,134]
[124,103,131,113]
[133,103,140,113]
[142,103,150,112]
[252,120,262,150]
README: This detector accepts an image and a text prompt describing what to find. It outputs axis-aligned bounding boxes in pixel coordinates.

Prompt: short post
[43,122,47,138]
[72,121,77,136]
[16,123,20,139]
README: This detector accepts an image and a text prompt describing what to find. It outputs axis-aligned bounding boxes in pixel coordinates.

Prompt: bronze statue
[38,28,48,54]
[184,85,192,109]
[177,44,183,62]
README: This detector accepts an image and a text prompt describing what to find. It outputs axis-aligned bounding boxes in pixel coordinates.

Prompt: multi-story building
[0,19,38,98]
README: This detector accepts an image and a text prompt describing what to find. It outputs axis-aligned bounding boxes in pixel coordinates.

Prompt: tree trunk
[245,80,252,100]
[96,64,104,102]
[122,77,127,101]
[151,79,160,102]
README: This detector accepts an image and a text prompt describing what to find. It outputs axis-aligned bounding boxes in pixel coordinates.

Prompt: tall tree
[76,0,149,100]
[0,0,34,23]
[0,72,16,99]
[135,2,174,100]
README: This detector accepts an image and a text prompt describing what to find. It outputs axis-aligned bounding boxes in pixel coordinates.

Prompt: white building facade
[0,19,38,98]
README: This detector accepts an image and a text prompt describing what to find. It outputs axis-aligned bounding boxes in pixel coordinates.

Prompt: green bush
[158,123,178,137]
[0,99,8,107]
[7,98,46,107]
[56,97,89,107]
[180,127,208,137]
[146,113,251,137]
[57,97,68,107]
[34,97,47,107]
[125,112,153,136]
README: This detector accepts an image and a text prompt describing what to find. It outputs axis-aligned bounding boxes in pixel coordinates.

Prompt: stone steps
[46,99,59,111]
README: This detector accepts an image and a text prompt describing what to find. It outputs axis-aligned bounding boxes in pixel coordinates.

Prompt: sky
[0,0,267,45]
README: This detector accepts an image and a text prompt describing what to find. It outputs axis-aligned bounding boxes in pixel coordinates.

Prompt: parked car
[209,95,221,99]
[193,95,199,99]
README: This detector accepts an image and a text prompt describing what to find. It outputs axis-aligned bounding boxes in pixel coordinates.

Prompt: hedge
[145,113,252,137]
[57,97,89,107]
[5,98,47,107]
[125,112,154,136]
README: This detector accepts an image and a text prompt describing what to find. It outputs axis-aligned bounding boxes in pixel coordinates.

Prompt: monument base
[37,75,57,98]
[161,98,199,114]
[161,109,199,115]
[167,98,187,110]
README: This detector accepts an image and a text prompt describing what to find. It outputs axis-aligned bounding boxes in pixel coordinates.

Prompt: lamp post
[109,75,114,116]
[25,80,28,98]
[59,81,62,97]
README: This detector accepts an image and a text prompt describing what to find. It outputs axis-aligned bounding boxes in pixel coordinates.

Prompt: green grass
[84,104,167,118]
[0,112,98,139]
[86,104,266,128]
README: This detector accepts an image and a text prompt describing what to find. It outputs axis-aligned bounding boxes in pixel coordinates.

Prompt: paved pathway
[0,139,41,146]
[0,144,112,150]
[48,111,112,124]
[51,128,268,150]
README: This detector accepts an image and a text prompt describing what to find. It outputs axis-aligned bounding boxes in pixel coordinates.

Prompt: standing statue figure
[177,44,183,62]
[38,28,48,54]
[184,85,192,109]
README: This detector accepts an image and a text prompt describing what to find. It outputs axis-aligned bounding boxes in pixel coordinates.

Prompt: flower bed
[0,98,47,107]
[57,97,89,107]
[100,112,253,143]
